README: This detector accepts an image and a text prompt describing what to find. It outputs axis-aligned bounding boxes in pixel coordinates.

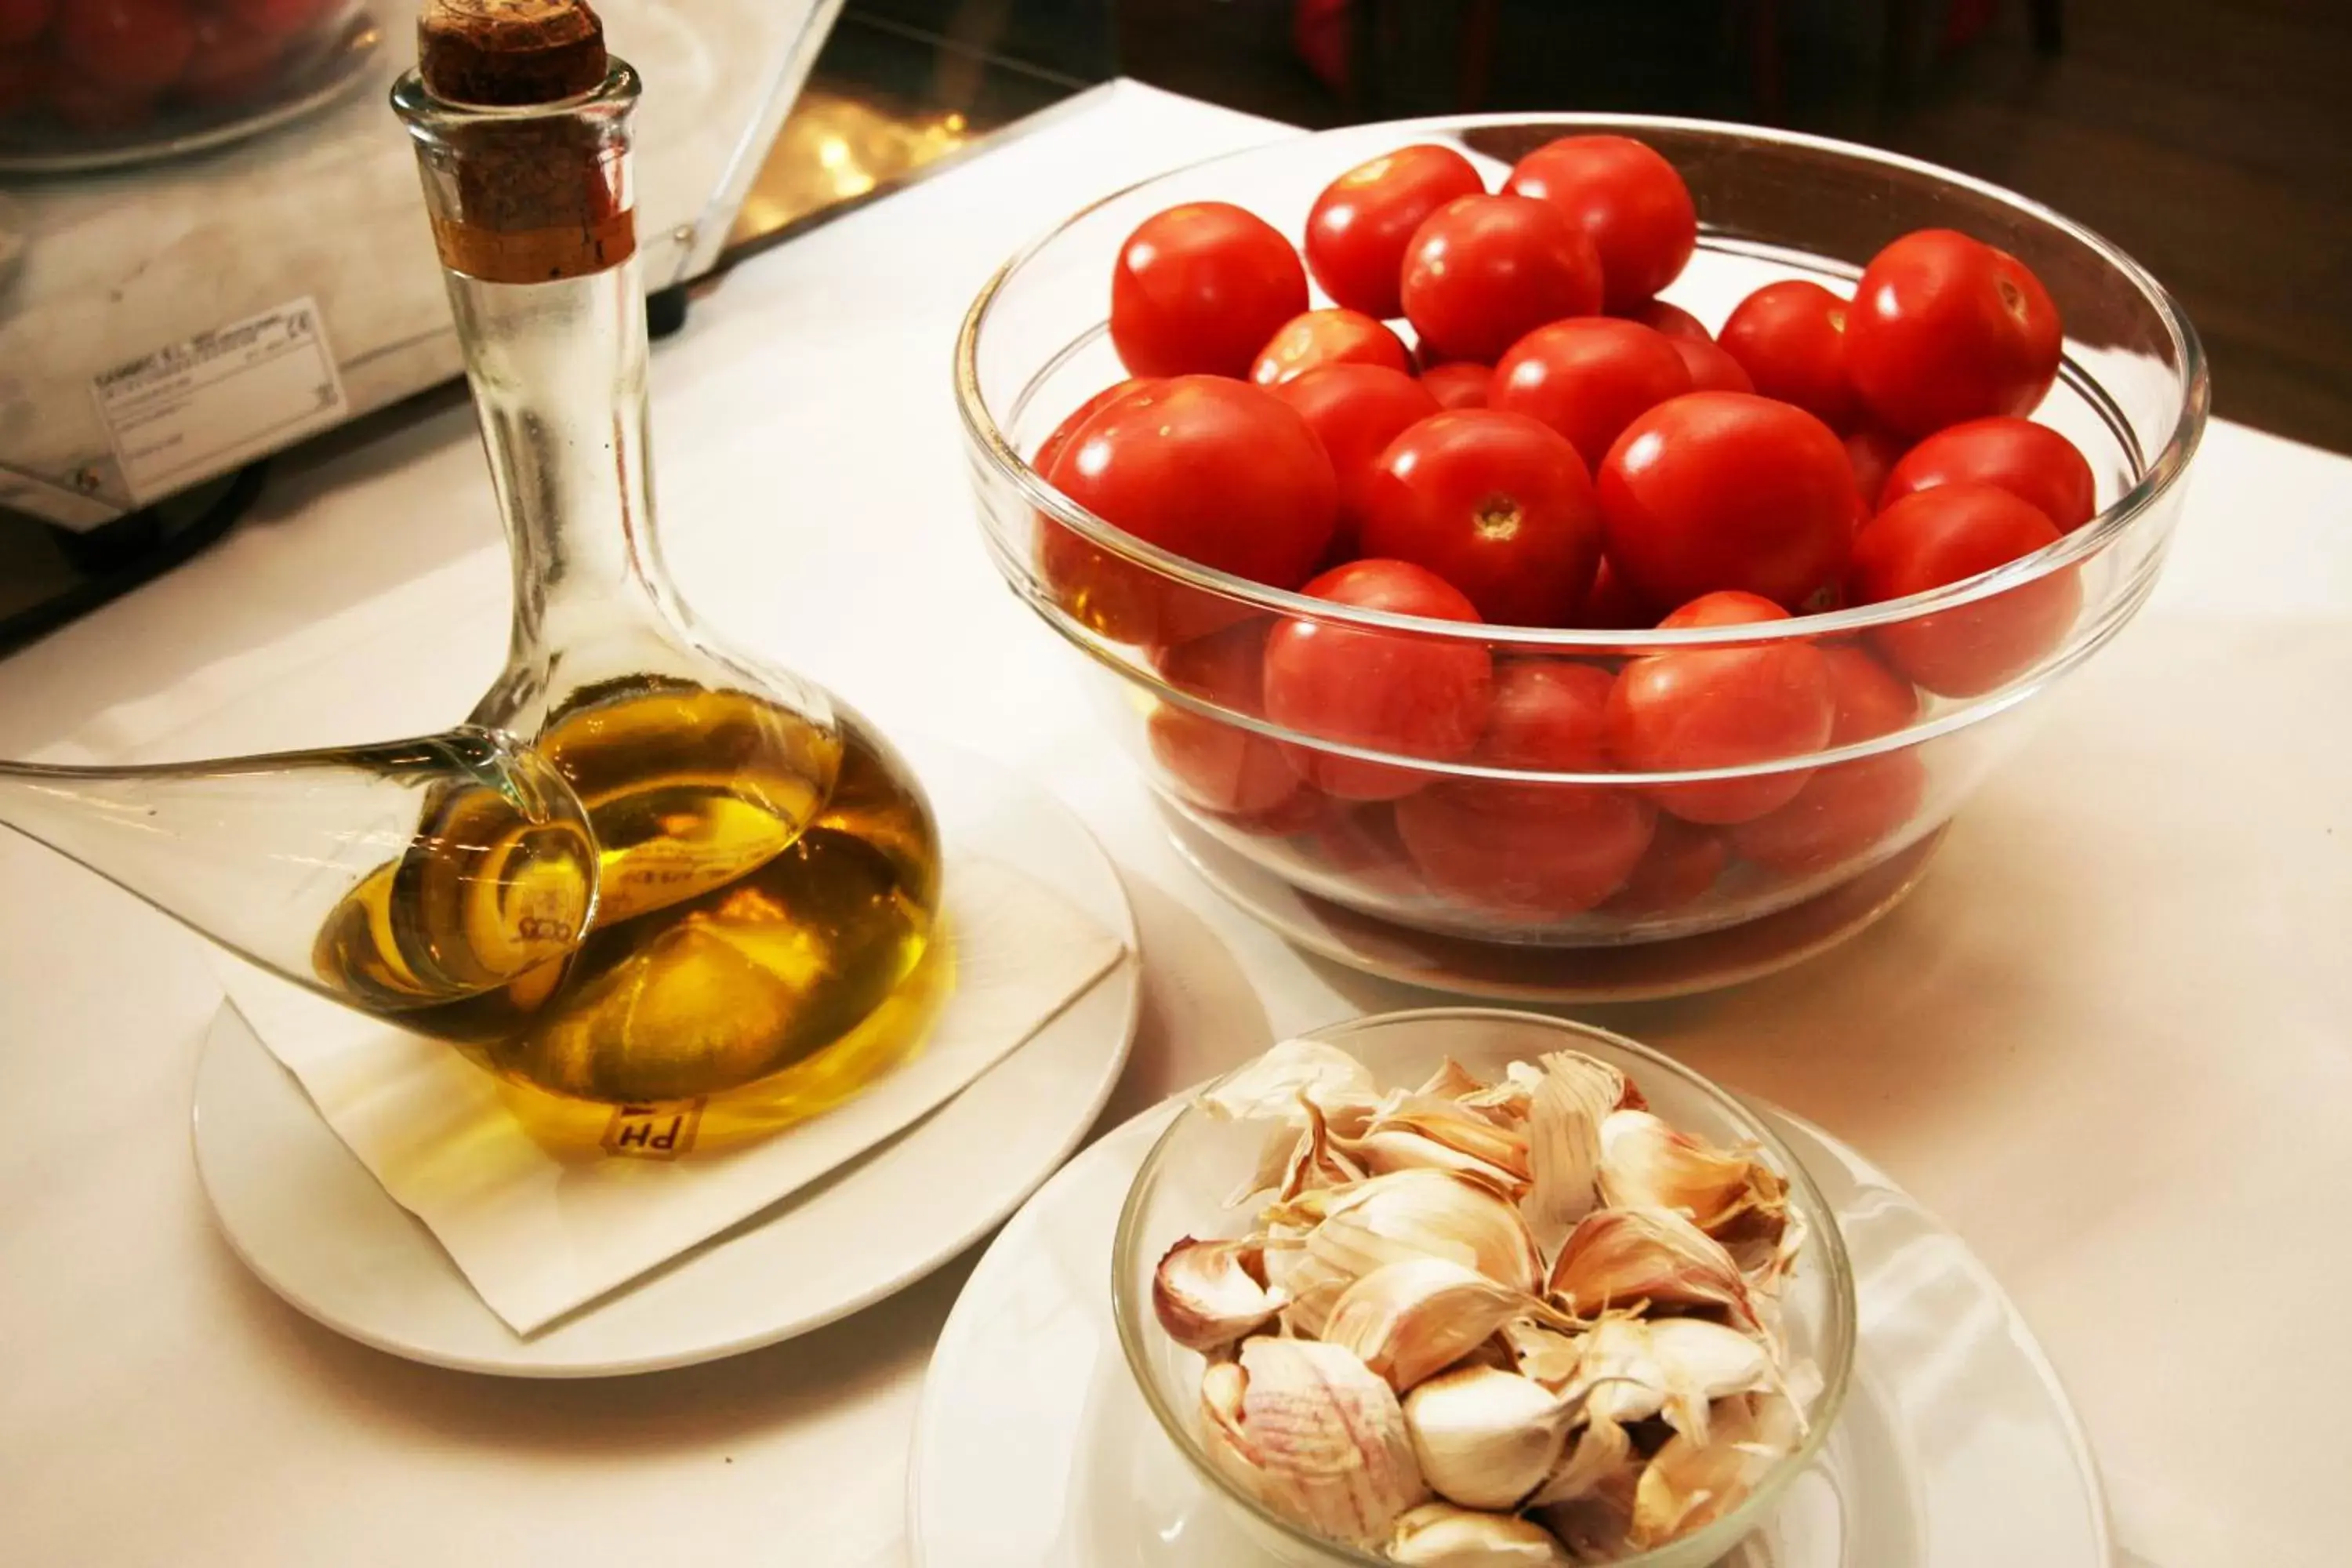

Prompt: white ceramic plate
[191,740,1139,1377]
[908,1095,2110,1566]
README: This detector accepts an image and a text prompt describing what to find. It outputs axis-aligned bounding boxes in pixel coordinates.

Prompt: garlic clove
[1519,1053,1624,1252]
[1547,1207,1762,1332]
[1207,1336,1429,1548]
[1562,1315,1669,1428]
[1319,1256,1570,1392]
[1387,1502,1574,1566]
[1152,1236,1287,1355]
[1525,1413,1632,1508]
[1597,1110,1789,1253]
[1415,1057,1489,1102]
[1402,1364,1581,1512]
[1642,1317,1776,1444]
[1626,1391,1795,1549]
[1366,1094,1534,1176]
[1201,1039,1378,1124]
[1276,1169,1548,1319]
[1343,1094,1534,1196]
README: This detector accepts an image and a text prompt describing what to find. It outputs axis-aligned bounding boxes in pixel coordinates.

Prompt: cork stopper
[419,0,608,107]
[408,0,635,285]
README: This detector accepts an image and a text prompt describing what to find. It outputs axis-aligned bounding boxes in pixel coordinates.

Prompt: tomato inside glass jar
[56,0,195,95]
[1394,661,1657,918]
[1037,376,1337,646]
[1263,559,1495,801]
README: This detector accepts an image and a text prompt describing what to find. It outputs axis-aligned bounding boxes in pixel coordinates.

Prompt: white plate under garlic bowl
[908,1009,2111,1566]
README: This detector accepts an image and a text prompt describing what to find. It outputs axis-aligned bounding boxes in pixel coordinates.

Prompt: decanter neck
[448,254,672,658]
[394,53,676,670]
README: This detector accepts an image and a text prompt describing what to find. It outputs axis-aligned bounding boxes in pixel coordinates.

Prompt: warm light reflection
[729,89,976,247]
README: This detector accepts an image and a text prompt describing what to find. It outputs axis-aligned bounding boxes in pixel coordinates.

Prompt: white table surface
[2,81,2347,1568]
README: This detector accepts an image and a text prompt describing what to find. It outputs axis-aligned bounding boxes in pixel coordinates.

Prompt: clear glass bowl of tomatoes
[0,0,372,168]
[958,116,2205,964]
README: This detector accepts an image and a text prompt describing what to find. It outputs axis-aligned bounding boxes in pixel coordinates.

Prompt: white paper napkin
[214,858,1128,1334]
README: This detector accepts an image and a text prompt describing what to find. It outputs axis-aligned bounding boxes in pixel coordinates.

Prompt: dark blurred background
[806,0,2352,453]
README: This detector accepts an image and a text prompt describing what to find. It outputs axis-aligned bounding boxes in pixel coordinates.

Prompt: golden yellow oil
[315,681,942,1107]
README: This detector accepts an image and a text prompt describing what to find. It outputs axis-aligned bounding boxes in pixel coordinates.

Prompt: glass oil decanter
[0,5,941,1112]
[336,5,945,1105]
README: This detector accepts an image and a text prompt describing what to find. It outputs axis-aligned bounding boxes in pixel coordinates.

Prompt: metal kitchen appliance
[0,0,844,532]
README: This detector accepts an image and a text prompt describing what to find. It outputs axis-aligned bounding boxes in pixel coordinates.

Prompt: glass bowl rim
[955,110,2209,652]
[1109,1004,1861,1566]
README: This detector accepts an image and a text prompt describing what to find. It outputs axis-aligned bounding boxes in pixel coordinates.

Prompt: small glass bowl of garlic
[1111,1008,1857,1567]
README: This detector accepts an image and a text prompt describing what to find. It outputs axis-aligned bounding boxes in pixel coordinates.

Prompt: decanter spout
[0,728,598,1009]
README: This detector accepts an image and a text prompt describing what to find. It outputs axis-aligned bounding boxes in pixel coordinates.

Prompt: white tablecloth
[2,82,2346,1568]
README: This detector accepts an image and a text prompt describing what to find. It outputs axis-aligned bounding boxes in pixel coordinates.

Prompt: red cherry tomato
[1846,230,2063,436]
[1816,644,1921,743]
[56,0,194,93]
[1033,379,1156,477]
[1149,621,1303,818]
[1305,144,1486,320]
[220,0,335,39]
[1668,337,1753,395]
[1581,557,1655,630]
[45,71,154,131]
[1110,202,1308,379]
[1504,135,1698,312]
[1724,646,1925,877]
[1727,750,1926,877]
[1270,365,1440,557]
[1358,410,1603,627]
[181,13,285,107]
[1621,298,1711,343]
[0,49,48,119]
[1849,481,2080,696]
[1598,391,1860,612]
[1599,815,1727,916]
[0,0,51,51]
[1878,416,2096,532]
[1842,426,1907,515]
[1418,361,1493,411]
[1400,194,1603,366]
[1264,559,1495,800]
[1657,588,1787,631]
[1717,280,1858,431]
[1491,318,1693,471]
[1040,376,1338,644]
[1395,662,1656,917]
[1251,308,1413,387]
[1606,591,1835,824]
[1217,781,1340,838]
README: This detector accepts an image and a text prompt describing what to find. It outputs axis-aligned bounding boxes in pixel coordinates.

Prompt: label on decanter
[602,1101,705,1160]
[89,296,348,505]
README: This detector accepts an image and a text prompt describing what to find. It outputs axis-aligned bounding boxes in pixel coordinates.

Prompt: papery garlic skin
[1628,1391,1796,1549]
[1272,1169,1548,1323]
[1319,1256,1565,1392]
[1520,1054,1624,1252]
[1209,1337,1430,1548]
[1345,1092,1535,1196]
[1548,1207,1761,1331]
[1597,1110,1790,1255]
[1203,1040,1377,1124]
[1152,1236,1287,1354]
[1402,1364,1580,1512]
[1387,1502,1573,1566]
